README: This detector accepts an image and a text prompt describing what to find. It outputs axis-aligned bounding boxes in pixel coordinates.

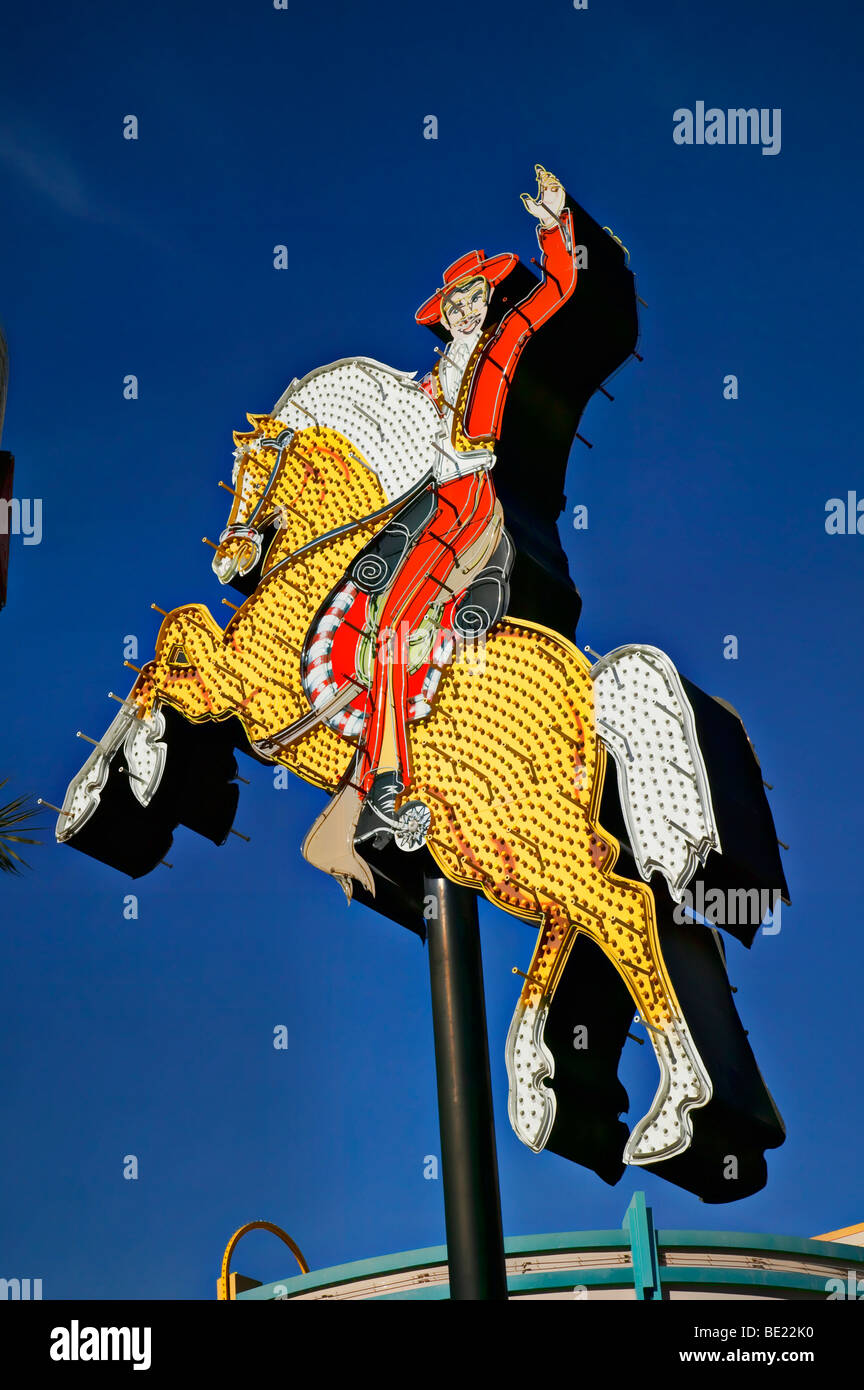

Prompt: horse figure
[56,366,727,1171]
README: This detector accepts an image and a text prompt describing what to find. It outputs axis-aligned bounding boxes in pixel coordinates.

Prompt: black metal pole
[424,872,508,1301]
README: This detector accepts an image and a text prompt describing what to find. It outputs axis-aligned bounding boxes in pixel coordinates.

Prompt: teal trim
[370,1267,638,1301]
[238,1244,449,1300]
[503,1229,630,1254]
[367,1267,842,1302]
[623,1192,660,1301]
[658,1229,864,1264]
[370,1284,450,1301]
[659,1267,842,1297]
[505,1267,636,1291]
[238,1231,630,1300]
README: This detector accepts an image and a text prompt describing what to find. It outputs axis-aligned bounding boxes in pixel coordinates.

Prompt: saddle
[299,485,515,745]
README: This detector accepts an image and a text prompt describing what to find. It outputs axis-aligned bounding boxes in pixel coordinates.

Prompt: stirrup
[355,772,431,853]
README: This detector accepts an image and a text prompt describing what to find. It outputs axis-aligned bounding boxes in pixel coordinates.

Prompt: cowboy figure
[303,165,581,893]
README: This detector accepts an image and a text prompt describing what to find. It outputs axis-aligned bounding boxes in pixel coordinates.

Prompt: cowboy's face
[441,277,490,338]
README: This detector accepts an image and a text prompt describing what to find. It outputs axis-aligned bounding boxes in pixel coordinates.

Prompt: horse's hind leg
[420,625,713,1166]
[513,880,713,1166]
[624,1003,714,1166]
[582,877,714,1164]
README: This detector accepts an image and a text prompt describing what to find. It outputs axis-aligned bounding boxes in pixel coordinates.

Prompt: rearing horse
[84,389,714,1168]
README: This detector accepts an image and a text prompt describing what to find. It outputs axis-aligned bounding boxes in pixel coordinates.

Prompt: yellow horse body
[127,413,712,1164]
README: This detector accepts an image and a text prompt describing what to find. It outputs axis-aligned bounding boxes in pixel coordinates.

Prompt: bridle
[218,426,296,573]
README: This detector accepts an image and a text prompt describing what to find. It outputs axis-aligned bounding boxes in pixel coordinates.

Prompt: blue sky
[1,0,862,1297]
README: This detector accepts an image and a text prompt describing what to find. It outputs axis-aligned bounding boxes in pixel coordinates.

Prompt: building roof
[229,1193,864,1302]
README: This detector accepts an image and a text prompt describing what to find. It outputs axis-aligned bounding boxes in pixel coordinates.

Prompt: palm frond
[0,779,45,874]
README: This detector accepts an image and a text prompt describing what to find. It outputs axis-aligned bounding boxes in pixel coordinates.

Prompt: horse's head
[211,405,390,589]
[211,415,297,585]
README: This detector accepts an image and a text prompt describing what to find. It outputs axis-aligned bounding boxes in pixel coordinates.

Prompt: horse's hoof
[505,996,557,1152]
[623,1016,712,1165]
[624,1101,693,1165]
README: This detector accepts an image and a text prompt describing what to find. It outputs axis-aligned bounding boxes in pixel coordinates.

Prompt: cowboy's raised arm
[521,166,570,249]
[463,166,579,442]
[516,165,579,325]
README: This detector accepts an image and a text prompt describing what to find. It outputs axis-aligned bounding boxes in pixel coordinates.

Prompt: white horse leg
[624,1014,712,1165]
[505,993,557,1153]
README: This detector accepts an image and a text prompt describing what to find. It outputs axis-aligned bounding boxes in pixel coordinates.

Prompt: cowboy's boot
[354,770,404,850]
[355,770,432,854]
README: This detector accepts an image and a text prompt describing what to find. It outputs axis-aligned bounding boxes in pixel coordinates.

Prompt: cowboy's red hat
[415,248,519,326]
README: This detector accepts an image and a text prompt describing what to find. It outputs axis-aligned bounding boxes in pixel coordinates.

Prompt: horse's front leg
[133,603,243,725]
[55,604,242,866]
